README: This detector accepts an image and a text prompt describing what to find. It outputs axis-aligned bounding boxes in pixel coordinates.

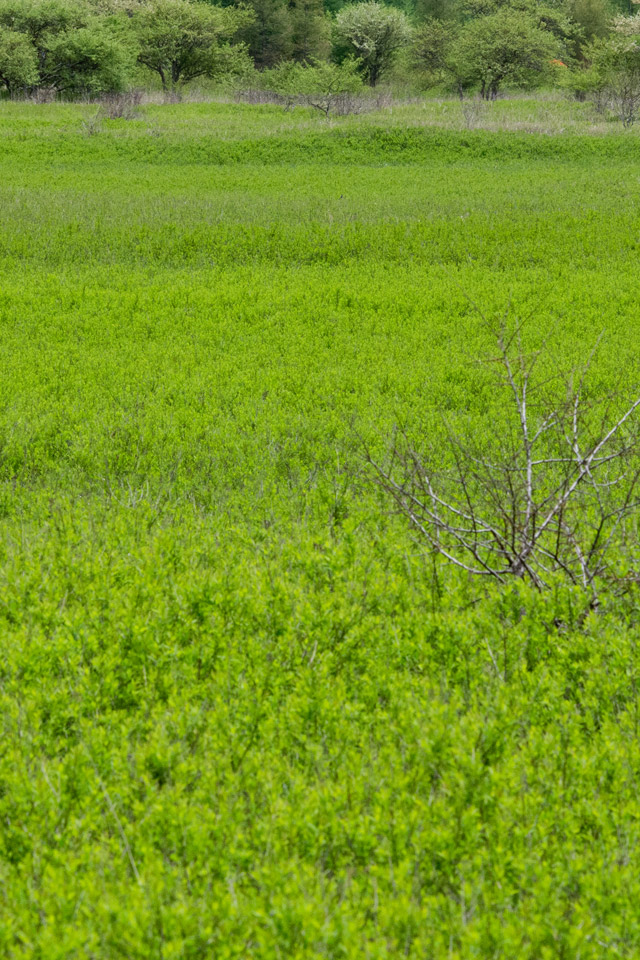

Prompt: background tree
[0,0,628,100]
[0,27,39,92]
[234,0,292,68]
[456,0,591,62]
[567,0,611,55]
[448,8,558,98]
[414,0,458,21]
[333,1,412,85]
[289,0,330,63]
[611,12,640,35]
[134,0,252,89]
[413,17,454,80]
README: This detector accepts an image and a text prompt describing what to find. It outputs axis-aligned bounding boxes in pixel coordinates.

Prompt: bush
[100,88,142,118]
[558,63,602,102]
[261,58,364,114]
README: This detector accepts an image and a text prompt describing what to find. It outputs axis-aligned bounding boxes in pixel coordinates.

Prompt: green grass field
[2,97,640,958]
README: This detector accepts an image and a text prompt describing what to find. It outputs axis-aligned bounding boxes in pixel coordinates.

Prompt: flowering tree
[333,2,412,86]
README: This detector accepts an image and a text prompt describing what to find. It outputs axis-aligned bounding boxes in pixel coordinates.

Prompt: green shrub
[261,58,363,113]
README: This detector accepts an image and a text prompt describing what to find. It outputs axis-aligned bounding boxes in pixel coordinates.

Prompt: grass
[1,96,640,958]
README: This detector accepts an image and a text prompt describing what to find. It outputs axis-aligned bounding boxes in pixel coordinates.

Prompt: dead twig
[366,313,640,598]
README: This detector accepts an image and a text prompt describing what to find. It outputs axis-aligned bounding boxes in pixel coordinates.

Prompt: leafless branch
[365,316,640,595]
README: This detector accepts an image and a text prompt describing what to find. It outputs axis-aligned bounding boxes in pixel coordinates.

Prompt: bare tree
[366,318,640,603]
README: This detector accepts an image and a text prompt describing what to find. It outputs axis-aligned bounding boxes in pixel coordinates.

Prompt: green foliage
[44,24,131,93]
[414,0,458,22]
[448,8,559,97]
[558,59,601,97]
[0,26,39,90]
[235,0,293,68]
[568,0,612,50]
[412,17,454,77]
[0,0,136,94]
[0,0,87,48]
[1,99,640,957]
[289,0,331,63]
[0,0,631,98]
[0,0,88,85]
[133,0,252,89]
[459,0,588,63]
[235,0,331,69]
[333,1,413,85]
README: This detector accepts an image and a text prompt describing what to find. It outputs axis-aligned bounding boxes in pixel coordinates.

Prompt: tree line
[0,0,639,118]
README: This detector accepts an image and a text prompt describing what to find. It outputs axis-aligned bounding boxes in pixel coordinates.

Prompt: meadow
[2,95,640,957]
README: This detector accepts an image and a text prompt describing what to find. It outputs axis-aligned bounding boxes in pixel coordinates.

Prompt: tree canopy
[448,8,558,98]
[0,0,637,113]
[133,0,251,89]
